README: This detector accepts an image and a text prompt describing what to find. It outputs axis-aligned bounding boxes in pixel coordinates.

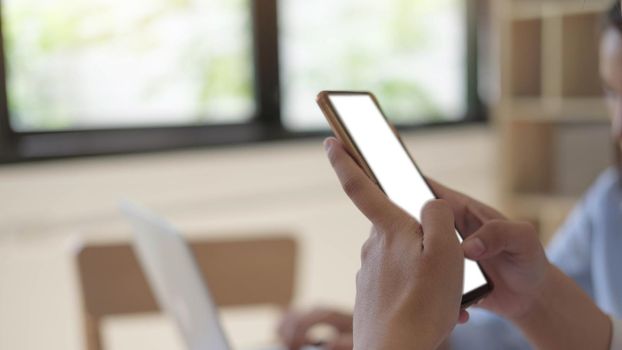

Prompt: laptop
[120,201,318,350]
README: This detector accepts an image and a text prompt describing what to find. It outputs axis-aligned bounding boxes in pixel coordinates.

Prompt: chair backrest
[75,235,297,350]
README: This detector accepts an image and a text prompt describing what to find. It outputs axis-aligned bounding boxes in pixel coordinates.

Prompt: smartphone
[316,90,492,307]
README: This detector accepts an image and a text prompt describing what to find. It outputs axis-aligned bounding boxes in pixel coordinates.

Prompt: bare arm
[511,265,611,350]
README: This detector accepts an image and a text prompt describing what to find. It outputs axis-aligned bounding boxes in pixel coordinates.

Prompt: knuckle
[341,175,363,198]
[483,218,506,232]
[517,220,538,235]
[326,144,340,165]
[379,218,419,248]
[516,220,541,247]
[386,215,419,235]
[360,239,372,262]
[476,220,508,248]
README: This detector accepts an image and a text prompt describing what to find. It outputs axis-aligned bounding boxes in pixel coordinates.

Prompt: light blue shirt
[451,168,622,350]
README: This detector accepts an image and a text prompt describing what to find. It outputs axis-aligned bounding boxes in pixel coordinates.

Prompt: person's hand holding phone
[276,179,550,349]
[313,90,610,349]
[427,179,552,320]
[429,180,612,350]
[278,138,611,350]
[325,137,465,350]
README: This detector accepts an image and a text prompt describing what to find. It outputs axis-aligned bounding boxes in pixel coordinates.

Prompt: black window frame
[0,0,485,163]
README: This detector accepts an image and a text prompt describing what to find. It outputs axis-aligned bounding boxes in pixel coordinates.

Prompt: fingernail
[463,237,485,258]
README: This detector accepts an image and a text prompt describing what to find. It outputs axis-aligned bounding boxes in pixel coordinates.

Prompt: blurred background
[0,0,614,348]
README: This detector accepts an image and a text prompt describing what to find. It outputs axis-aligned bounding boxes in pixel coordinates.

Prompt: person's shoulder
[594,167,621,188]
[584,167,621,207]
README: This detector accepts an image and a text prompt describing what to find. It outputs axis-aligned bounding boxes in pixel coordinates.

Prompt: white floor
[0,125,500,350]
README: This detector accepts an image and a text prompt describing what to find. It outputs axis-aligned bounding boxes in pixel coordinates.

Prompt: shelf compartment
[561,12,602,97]
[510,18,543,97]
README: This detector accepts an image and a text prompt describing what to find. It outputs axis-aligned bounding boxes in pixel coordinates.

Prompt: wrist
[355,317,441,350]
[510,262,559,326]
[510,264,612,350]
[384,314,445,350]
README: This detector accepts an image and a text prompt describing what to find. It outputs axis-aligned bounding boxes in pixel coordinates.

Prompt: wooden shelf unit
[494,0,613,241]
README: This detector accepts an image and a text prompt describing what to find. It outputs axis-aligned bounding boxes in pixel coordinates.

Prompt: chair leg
[84,313,103,350]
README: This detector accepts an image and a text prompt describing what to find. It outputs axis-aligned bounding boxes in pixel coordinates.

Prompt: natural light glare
[280,0,466,130]
[4,0,254,131]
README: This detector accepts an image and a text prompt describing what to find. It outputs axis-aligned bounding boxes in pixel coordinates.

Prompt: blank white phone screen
[328,94,487,294]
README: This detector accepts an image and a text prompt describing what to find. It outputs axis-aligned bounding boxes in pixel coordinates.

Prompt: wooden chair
[75,236,297,350]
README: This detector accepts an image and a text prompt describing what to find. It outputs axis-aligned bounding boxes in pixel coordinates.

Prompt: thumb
[462,220,540,261]
[420,199,461,257]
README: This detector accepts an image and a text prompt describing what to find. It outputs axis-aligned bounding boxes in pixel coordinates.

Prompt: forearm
[354,316,443,350]
[436,339,451,350]
[511,265,611,350]
[354,327,437,350]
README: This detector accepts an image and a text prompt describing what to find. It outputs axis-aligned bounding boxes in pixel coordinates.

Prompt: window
[279,0,467,130]
[4,0,254,131]
[0,0,483,161]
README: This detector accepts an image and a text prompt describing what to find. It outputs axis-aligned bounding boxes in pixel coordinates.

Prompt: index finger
[426,178,505,236]
[324,137,411,229]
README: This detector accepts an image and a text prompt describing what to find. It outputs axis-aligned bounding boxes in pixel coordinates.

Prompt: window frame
[0,0,485,163]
